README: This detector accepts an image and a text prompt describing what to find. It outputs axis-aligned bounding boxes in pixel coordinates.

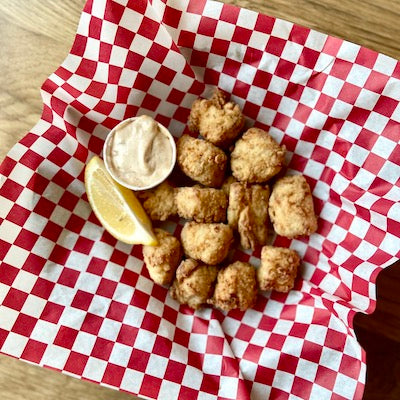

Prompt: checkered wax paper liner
[1,0,399,399]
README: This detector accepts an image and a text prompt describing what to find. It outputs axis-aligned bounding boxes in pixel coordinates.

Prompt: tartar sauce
[105,115,175,189]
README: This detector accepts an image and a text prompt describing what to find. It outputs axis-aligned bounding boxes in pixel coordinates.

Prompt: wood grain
[0,0,85,163]
[0,1,399,399]
[225,0,400,60]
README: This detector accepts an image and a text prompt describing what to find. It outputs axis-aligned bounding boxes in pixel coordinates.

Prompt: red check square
[12,313,37,337]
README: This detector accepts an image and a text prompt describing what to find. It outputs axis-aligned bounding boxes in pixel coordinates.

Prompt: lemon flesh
[85,156,157,245]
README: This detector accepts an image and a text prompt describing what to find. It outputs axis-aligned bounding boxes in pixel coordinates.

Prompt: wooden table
[0,1,399,399]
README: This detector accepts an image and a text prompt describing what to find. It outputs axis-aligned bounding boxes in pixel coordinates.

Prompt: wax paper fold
[0,0,399,399]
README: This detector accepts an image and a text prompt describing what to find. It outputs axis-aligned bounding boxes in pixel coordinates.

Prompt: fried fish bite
[188,89,245,148]
[142,228,183,286]
[268,175,318,238]
[175,186,228,223]
[209,261,258,311]
[230,128,285,183]
[258,246,300,292]
[169,258,218,309]
[181,222,233,265]
[177,134,227,187]
[227,182,270,250]
[136,181,177,221]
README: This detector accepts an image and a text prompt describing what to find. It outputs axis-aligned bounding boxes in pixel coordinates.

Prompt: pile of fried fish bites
[138,89,318,312]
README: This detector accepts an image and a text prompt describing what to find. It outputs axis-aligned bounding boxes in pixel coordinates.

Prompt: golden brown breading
[177,134,227,187]
[268,175,318,238]
[258,246,300,292]
[180,222,233,265]
[169,258,218,309]
[230,128,285,183]
[209,261,258,311]
[227,182,270,250]
[188,89,245,148]
[175,186,228,223]
[136,181,177,221]
[142,228,183,286]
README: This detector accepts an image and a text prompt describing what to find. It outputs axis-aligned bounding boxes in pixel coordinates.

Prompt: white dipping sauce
[105,115,174,189]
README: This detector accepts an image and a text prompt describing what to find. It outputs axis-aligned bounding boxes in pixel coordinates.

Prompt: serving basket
[0,0,399,398]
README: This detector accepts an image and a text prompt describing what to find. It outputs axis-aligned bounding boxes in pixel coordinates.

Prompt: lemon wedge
[84,156,158,245]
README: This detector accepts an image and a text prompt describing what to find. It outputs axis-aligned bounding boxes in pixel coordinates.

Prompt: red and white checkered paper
[1,0,399,398]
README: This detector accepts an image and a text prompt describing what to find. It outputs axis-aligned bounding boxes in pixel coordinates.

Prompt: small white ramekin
[103,116,176,191]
